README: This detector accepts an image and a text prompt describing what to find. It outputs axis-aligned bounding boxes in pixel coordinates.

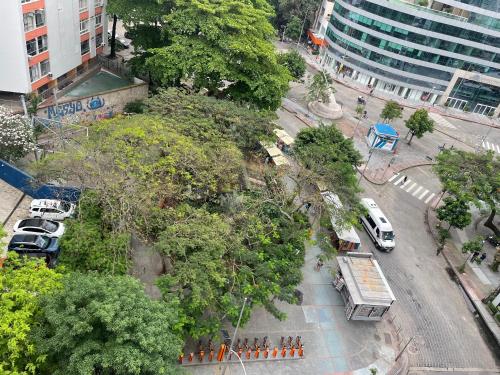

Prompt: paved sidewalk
[279,42,500,130]
[426,206,500,347]
[188,232,402,375]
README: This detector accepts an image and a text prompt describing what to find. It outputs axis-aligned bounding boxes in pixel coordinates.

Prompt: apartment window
[29,65,40,83]
[26,39,37,56]
[35,10,45,27]
[95,14,102,26]
[23,13,35,31]
[21,0,33,3]
[81,39,90,55]
[80,19,89,34]
[79,0,88,11]
[96,33,103,46]
[37,35,48,53]
[95,0,103,6]
[40,59,51,76]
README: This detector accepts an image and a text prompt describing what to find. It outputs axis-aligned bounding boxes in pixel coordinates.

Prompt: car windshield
[382,231,394,241]
[61,202,72,212]
[41,221,58,232]
[35,236,50,249]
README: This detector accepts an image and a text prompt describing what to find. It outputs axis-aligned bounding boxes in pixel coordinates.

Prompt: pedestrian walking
[478,253,487,264]
[363,110,368,119]
[470,251,480,263]
[369,88,374,96]
[315,259,324,271]
[401,176,408,185]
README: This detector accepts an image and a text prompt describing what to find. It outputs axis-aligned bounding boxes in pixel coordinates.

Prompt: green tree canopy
[433,149,500,236]
[277,50,306,80]
[461,236,484,255]
[0,253,62,375]
[307,71,334,104]
[380,100,403,123]
[437,196,472,230]
[143,0,291,110]
[405,109,434,145]
[33,273,183,375]
[284,15,302,41]
[294,124,362,223]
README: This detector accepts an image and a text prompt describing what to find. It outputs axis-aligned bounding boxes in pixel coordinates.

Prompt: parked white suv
[29,199,76,221]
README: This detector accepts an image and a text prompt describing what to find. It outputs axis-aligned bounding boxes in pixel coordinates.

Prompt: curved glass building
[323,0,500,115]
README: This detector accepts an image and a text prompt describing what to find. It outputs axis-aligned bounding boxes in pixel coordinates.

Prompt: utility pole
[296,13,308,48]
[358,149,374,184]
[221,297,248,375]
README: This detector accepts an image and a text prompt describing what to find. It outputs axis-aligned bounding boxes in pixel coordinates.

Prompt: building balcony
[387,0,469,22]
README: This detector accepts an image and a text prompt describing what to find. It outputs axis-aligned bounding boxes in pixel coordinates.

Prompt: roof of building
[337,252,396,306]
[373,123,399,138]
[321,191,360,244]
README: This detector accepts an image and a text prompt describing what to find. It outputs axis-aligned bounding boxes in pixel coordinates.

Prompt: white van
[360,198,395,251]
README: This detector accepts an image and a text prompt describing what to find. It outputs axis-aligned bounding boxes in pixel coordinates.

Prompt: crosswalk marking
[412,186,422,196]
[481,140,500,154]
[418,189,429,200]
[486,141,491,150]
[394,175,405,185]
[400,179,412,189]
[406,182,417,193]
[496,145,500,153]
[424,193,435,204]
[388,173,400,182]
[429,113,457,130]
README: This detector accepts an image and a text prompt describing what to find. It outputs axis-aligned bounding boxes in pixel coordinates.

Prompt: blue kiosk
[367,123,399,152]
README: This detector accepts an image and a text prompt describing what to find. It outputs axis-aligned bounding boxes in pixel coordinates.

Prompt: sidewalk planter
[333,252,395,321]
[366,123,399,152]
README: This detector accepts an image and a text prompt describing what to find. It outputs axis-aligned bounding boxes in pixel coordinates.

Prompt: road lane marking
[424,193,435,204]
[418,189,429,200]
[400,179,412,189]
[486,141,491,150]
[482,141,485,148]
[393,176,405,185]
[405,182,417,193]
[496,144,500,153]
[412,186,423,196]
[388,173,399,182]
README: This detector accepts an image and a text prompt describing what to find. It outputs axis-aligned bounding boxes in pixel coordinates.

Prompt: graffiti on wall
[44,96,113,120]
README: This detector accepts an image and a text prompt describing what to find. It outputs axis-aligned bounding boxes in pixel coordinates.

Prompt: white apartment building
[0,0,107,95]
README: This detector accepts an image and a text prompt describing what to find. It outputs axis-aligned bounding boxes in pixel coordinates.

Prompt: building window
[21,0,33,3]
[29,65,40,83]
[40,59,51,76]
[81,39,90,55]
[23,13,35,31]
[37,35,48,53]
[95,0,103,6]
[26,39,37,56]
[95,14,102,26]
[80,19,89,34]
[35,10,45,27]
[26,35,48,56]
[79,0,88,11]
[96,33,103,46]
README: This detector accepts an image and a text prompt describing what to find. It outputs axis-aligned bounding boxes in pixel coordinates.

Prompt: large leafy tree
[0,106,35,162]
[294,124,362,224]
[144,0,291,110]
[405,109,434,145]
[272,0,321,31]
[433,149,500,236]
[33,273,183,375]
[307,71,334,104]
[277,50,306,80]
[437,196,471,230]
[284,15,302,41]
[0,253,62,375]
[380,100,403,123]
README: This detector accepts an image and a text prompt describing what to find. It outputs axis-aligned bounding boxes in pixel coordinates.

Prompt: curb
[358,161,435,185]
[425,206,500,347]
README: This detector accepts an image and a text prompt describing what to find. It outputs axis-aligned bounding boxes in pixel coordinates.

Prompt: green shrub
[124,100,146,114]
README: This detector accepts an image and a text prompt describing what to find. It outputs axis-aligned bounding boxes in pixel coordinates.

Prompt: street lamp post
[358,149,374,184]
[296,13,308,48]
[221,297,248,375]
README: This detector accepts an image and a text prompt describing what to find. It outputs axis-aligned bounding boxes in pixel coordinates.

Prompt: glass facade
[446,78,500,114]
[333,3,499,64]
[338,0,500,46]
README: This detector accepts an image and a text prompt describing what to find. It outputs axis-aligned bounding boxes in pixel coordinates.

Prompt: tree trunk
[484,207,500,237]
[407,132,415,145]
[110,15,118,59]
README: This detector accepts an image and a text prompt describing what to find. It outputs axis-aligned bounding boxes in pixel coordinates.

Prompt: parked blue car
[8,234,60,267]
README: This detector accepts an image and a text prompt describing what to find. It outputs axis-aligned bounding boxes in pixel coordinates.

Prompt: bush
[124,99,146,114]
[277,50,306,81]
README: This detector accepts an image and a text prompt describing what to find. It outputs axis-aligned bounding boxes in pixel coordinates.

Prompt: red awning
[307,30,327,47]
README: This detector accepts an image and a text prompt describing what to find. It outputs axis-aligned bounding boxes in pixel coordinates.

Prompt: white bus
[360,198,395,251]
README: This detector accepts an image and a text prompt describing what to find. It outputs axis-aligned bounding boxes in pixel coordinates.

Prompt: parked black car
[8,234,61,267]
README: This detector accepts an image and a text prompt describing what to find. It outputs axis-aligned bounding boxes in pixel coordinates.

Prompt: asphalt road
[360,166,499,370]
